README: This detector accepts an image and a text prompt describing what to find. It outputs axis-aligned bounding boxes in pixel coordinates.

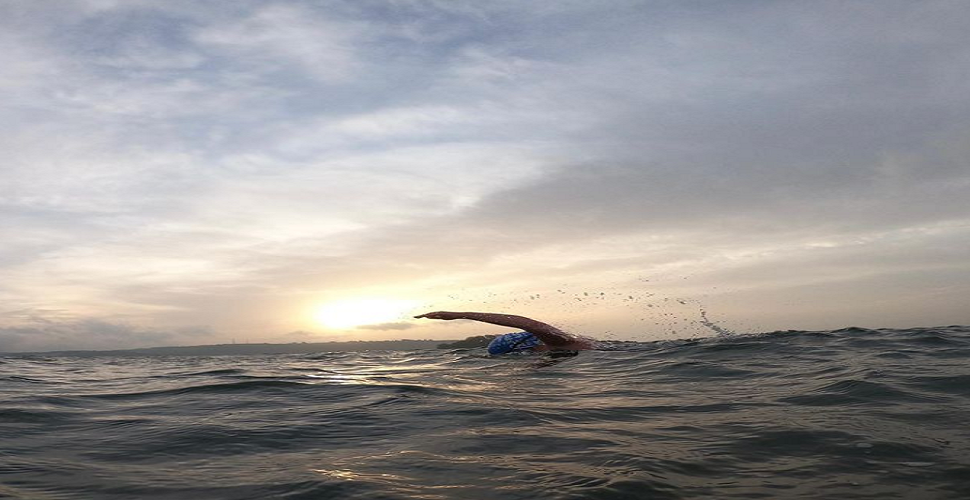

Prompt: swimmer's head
[487,331,541,355]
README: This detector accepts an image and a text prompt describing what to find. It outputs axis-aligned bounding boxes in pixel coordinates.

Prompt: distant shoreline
[1,339,464,357]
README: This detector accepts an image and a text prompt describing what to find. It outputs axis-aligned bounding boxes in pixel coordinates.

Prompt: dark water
[2,326,969,499]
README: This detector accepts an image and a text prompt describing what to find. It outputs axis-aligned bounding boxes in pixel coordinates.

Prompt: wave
[0,326,967,499]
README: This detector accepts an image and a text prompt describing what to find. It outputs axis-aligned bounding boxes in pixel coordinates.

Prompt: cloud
[1,1,968,349]
[356,322,416,331]
[193,3,364,83]
[0,316,213,353]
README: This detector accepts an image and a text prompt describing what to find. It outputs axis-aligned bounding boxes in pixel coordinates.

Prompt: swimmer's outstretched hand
[414,311,463,320]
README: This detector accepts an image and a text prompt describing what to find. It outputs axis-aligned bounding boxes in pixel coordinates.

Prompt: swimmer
[414,311,595,355]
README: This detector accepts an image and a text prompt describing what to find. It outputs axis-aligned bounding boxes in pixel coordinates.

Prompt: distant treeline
[435,335,497,349]
[5,340,450,357]
[2,335,510,357]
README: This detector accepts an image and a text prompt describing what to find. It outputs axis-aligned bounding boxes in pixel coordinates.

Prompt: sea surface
[1,326,969,499]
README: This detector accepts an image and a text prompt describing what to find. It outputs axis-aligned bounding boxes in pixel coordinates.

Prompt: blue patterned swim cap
[487,332,541,355]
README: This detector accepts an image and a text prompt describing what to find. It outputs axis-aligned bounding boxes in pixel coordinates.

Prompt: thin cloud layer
[1,1,968,351]
[0,315,210,353]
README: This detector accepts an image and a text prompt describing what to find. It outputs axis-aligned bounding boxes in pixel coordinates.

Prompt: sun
[312,298,418,330]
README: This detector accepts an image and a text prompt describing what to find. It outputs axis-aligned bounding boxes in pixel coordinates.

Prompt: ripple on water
[0,326,968,499]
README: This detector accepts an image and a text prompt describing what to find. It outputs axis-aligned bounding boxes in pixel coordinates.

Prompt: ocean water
[1,326,968,500]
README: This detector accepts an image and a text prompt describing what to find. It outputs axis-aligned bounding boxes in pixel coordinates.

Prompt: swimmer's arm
[414,311,574,347]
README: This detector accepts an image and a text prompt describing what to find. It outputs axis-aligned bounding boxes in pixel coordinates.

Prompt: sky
[1,0,969,352]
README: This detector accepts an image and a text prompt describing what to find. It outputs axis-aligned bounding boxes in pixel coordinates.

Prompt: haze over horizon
[2,1,969,352]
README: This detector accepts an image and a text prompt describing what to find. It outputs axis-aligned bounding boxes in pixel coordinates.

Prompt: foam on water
[1,326,969,499]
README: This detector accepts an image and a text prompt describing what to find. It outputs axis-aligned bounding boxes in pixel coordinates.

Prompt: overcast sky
[2,0,968,352]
